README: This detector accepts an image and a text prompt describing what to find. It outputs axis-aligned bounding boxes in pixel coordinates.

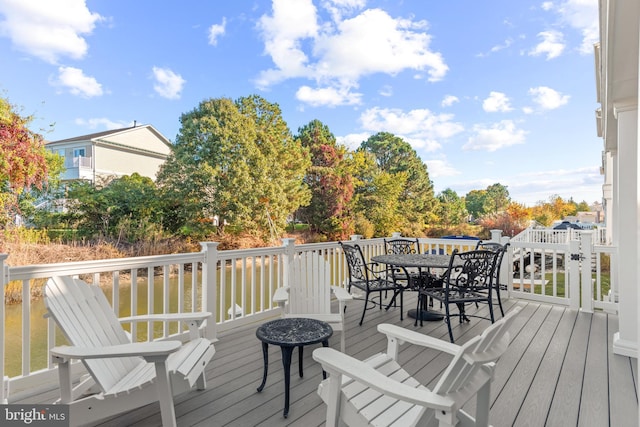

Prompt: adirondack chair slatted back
[433,307,521,395]
[433,306,520,396]
[289,252,331,315]
[45,276,143,392]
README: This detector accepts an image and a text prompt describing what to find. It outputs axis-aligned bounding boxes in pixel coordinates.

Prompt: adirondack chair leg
[153,360,177,427]
[196,371,207,390]
[324,370,342,427]
[52,355,72,404]
[475,366,492,426]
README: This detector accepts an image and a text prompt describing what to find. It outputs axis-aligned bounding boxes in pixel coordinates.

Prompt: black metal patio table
[371,253,453,321]
[255,318,333,418]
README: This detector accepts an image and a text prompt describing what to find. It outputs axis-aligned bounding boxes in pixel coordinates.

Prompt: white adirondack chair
[44,276,216,427]
[274,251,352,352]
[313,306,522,427]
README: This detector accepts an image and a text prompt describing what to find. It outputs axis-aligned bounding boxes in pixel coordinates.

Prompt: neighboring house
[45,124,172,184]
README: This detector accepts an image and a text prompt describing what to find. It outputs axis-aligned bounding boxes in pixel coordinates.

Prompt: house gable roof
[46,124,173,151]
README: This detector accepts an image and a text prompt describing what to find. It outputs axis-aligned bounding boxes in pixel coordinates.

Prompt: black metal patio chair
[475,241,509,317]
[340,242,402,326]
[418,249,499,342]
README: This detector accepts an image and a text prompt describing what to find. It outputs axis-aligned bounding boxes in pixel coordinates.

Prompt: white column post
[490,229,503,243]
[199,242,219,342]
[612,102,638,357]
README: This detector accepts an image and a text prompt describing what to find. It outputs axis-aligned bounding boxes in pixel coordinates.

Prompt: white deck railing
[0,232,615,401]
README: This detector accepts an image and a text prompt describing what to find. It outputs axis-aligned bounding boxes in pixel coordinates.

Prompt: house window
[73,148,86,157]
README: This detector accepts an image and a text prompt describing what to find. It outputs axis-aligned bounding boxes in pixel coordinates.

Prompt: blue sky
[0,0,602,207]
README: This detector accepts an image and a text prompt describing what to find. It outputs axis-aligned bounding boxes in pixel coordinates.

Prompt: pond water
[4,267,271,378]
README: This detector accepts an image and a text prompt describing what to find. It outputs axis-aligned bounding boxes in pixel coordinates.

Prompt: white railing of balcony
[0,232,616,402]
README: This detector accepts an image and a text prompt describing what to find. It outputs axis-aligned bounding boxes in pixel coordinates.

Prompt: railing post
[391,232,402,238]
[1,254,7,403]
[349,235,362,241]
[490,229,503,243]
[580,231,594,313]
[200,242,219,342]
[281,238,296,289]
[568,239,581,310]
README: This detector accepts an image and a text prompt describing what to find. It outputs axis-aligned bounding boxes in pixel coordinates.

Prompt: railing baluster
[21,279,30,377]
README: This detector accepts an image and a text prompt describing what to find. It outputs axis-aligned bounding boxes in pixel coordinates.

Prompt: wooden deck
[22,293,639,426]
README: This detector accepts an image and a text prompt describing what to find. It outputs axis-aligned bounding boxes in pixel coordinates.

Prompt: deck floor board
[15,292,638,426]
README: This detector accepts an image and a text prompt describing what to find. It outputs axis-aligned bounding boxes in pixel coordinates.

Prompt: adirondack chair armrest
[313,347,455,411]
[377,323,460,355]
[330,286,353,302]
[51,341,182,362]
[273,286,290,307]
[118,312,212,340]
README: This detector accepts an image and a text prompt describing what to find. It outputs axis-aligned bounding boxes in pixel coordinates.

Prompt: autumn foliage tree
[295,119,354,240]
[0,97,60,227]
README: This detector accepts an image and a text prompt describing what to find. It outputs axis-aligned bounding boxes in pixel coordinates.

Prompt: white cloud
[359,107,463,152]
[424,159,461,178]
[464,120,527,152]
[441,95,459,107]
[379,85,393,97]
[482,91,512,113]
[75,117,131,130]
[508,166,603,205]
[336,132,370,150]
[553,0,599,54]
[296,84,362,106]
[52,66,103,97]
[208,18,226,46]
[0,0,103,63]
[321,0,366,21]
[256,1,447,105]
[529,86,570,110]
[255,0,319,87]
[152,66,185,100]
[361,107,463,138]
[529,30,565,59]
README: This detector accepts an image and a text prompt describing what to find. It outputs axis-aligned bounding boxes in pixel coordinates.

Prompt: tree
[530,195,577,226]
[0,96,61,226]
[352,168,406,236]
[236,95,311,235]
[436,188,468,226]
[295,119,354,239]
[66,173,162,241]
[157,96,310,240]
[485,183,510,214]
[359,132,436,233]
[465,189,489,219]
[478,202,531,237]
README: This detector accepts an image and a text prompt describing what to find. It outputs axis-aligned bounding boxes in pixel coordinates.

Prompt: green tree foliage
[295,119,354,239]
[157,96,310,240]
[0,96,61,226]
[358,132,436,233]
[485,183,510,214]
[465,189,489,219]
[436,188,468,226]
[66,174,162,241]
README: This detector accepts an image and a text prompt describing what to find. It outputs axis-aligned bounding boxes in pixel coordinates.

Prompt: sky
[0,0,603,207]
